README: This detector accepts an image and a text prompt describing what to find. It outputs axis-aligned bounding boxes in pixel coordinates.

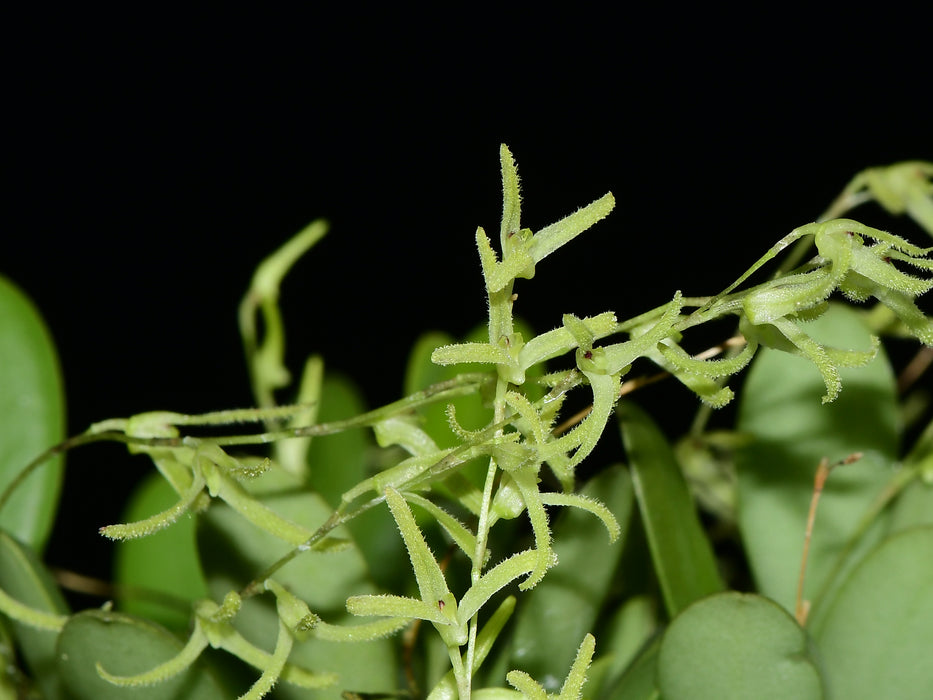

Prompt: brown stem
[897,346,933,394]
[795,452,863,626]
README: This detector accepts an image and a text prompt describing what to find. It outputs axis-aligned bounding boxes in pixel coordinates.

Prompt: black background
[4,9,930,580]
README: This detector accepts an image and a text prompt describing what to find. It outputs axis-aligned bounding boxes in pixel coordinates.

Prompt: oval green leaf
[56,609,226,699]
[0,276,65,552]
[618,402,723,617]
[0,530,69,698]
[813,526,933,700]
[889,478,933,532]
[888,420,933,533]
[0,618,22,697]
[735,303,898,616]
[657,592,824,700]
[600,636,660,700]
[590,594,659,697]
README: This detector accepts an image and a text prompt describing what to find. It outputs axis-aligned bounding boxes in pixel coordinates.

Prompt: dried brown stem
[795,452,863,626]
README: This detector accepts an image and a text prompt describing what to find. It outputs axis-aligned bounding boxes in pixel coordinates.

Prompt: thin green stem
[449,642,470,700]
[616,296,711,333]
[240,496,383,598]
[206,374,490,447]
[777,178,873,275]
[0,429,177,516]
[689,403,714,438]
[464,376,510,696]
[471,429,506,581]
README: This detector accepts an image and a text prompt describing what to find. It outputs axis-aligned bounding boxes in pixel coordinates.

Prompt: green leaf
[113,472,210,632]
[618,402,723,617]
[0,530,69,698]
[888,477,933,532]
[812,526,933,700]
[597,636,660,700]
[0,276,65,552]
[56,609,226,699]
[657,592,824,700]
[0,619,23,697]
[735,303,898,616]
[506,465,633,686]
[592,595,659,696]
[887,419,933,532]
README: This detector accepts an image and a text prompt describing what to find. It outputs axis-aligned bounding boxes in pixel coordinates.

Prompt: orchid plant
[0,151,931,699]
